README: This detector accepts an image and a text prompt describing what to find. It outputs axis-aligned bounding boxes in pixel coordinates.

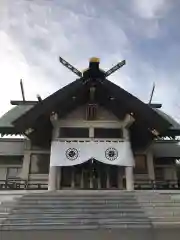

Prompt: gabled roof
[102,79,171,132]
[0,105,34,134]
[154,109,180,136]
[154,109,180,130]
[11,78,171,133]
[0,76,178,148]
[12,78,84,131]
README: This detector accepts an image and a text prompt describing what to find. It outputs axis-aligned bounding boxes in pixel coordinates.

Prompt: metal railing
[0,178,179,191]
[0,179,48,190]
[134,180,180,190]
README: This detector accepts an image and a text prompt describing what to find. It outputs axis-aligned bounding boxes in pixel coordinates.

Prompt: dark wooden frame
[134,154,148,174]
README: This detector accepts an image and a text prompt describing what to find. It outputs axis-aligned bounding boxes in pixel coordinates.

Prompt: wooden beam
[11,100,38,105]
[149,103,162,109]
[20,79,25,101]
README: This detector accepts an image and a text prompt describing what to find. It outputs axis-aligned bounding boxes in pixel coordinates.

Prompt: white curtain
[50,140,134,167]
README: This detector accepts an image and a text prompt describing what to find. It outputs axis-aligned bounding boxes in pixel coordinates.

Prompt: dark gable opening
[154,157,176,165]
[59,127,89,138]
[94,128,123,138]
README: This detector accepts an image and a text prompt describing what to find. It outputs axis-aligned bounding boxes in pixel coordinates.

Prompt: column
[147,151,155,180]
[89,127,94,138]
[20,151,31,180]
[56,167,61,190]
[90,173,93,188]
[20,139,31,180]
[48,166,57,191]
[125,166,134,191]
[71,167,75,188]
[106,167,110,188]
[173,165,178,188]
[118,167,123,189]
[80,170,84,188]
[97,172,101,189]
[123,127,129,140]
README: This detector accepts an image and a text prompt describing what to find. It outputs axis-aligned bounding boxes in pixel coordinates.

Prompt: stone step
[15,202,180,207]
[23,192,135,195]
[19,202,140,205]
[136,197,172,201]
[11,203,143,208]
[17,196,137,201]
[12,205,142,210]
[17,199,138,203]
[11,208,146,214]
[137,199,180,203]
[6,213,149,220]
[2,218,151,224]
[4,217,150,224]
[0,222,152,231]
[147,211,180,216]
[146,207,180,211]
[15,199,141,205]
[14,202,180,207]
[141,208,180,213]
[140,203,180,207]
[136,197,178,200]
[149,216,180,221]
[14,203,141,208]
[21,195,136,199]
[16,201,138,204]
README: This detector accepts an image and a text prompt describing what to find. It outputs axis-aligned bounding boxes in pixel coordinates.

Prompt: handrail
[0,179,48,190]
[0,179,179,190]
[134,179,180,190]
[55,139,125,143]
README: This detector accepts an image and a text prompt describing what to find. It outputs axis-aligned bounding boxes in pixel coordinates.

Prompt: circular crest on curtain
[66,148,79,161]
[105,147,118,161]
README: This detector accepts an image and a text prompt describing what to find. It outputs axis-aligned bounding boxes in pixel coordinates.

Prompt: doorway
[60,160,123,189]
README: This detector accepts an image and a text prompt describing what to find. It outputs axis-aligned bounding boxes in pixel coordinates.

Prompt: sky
[0,0,180,121]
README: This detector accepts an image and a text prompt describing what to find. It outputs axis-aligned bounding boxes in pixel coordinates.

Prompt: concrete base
[1,228,180,240]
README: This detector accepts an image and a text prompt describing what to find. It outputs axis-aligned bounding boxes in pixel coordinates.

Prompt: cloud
[132,0,170,19]
[0,0,180,125]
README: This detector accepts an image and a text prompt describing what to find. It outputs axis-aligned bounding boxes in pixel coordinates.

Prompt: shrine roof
[0,104,34,134]
[0,77,179,146]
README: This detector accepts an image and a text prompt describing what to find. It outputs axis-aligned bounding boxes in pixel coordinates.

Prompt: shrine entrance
[60,159,125,189]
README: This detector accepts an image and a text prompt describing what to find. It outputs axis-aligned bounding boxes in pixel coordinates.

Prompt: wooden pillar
[80,170,84,188]
[125,166,134,191]
[48,166,57,191]
[147,151,155,180]
[56,167,61,190]
[20,151,31,180]
[118,167,123,189]
[106,166,110,189]
[90,172,93,189]
[98,170,101,189]
[71,167,75,188]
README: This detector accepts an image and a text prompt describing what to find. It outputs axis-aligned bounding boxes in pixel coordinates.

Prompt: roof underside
[154,109,180,136]
[0,77,178,149]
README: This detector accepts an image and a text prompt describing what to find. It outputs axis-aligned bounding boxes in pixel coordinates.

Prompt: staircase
[0,190,151,230]
[0,191,23,225]
[136,191,180,227]
[0,191,180,240]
